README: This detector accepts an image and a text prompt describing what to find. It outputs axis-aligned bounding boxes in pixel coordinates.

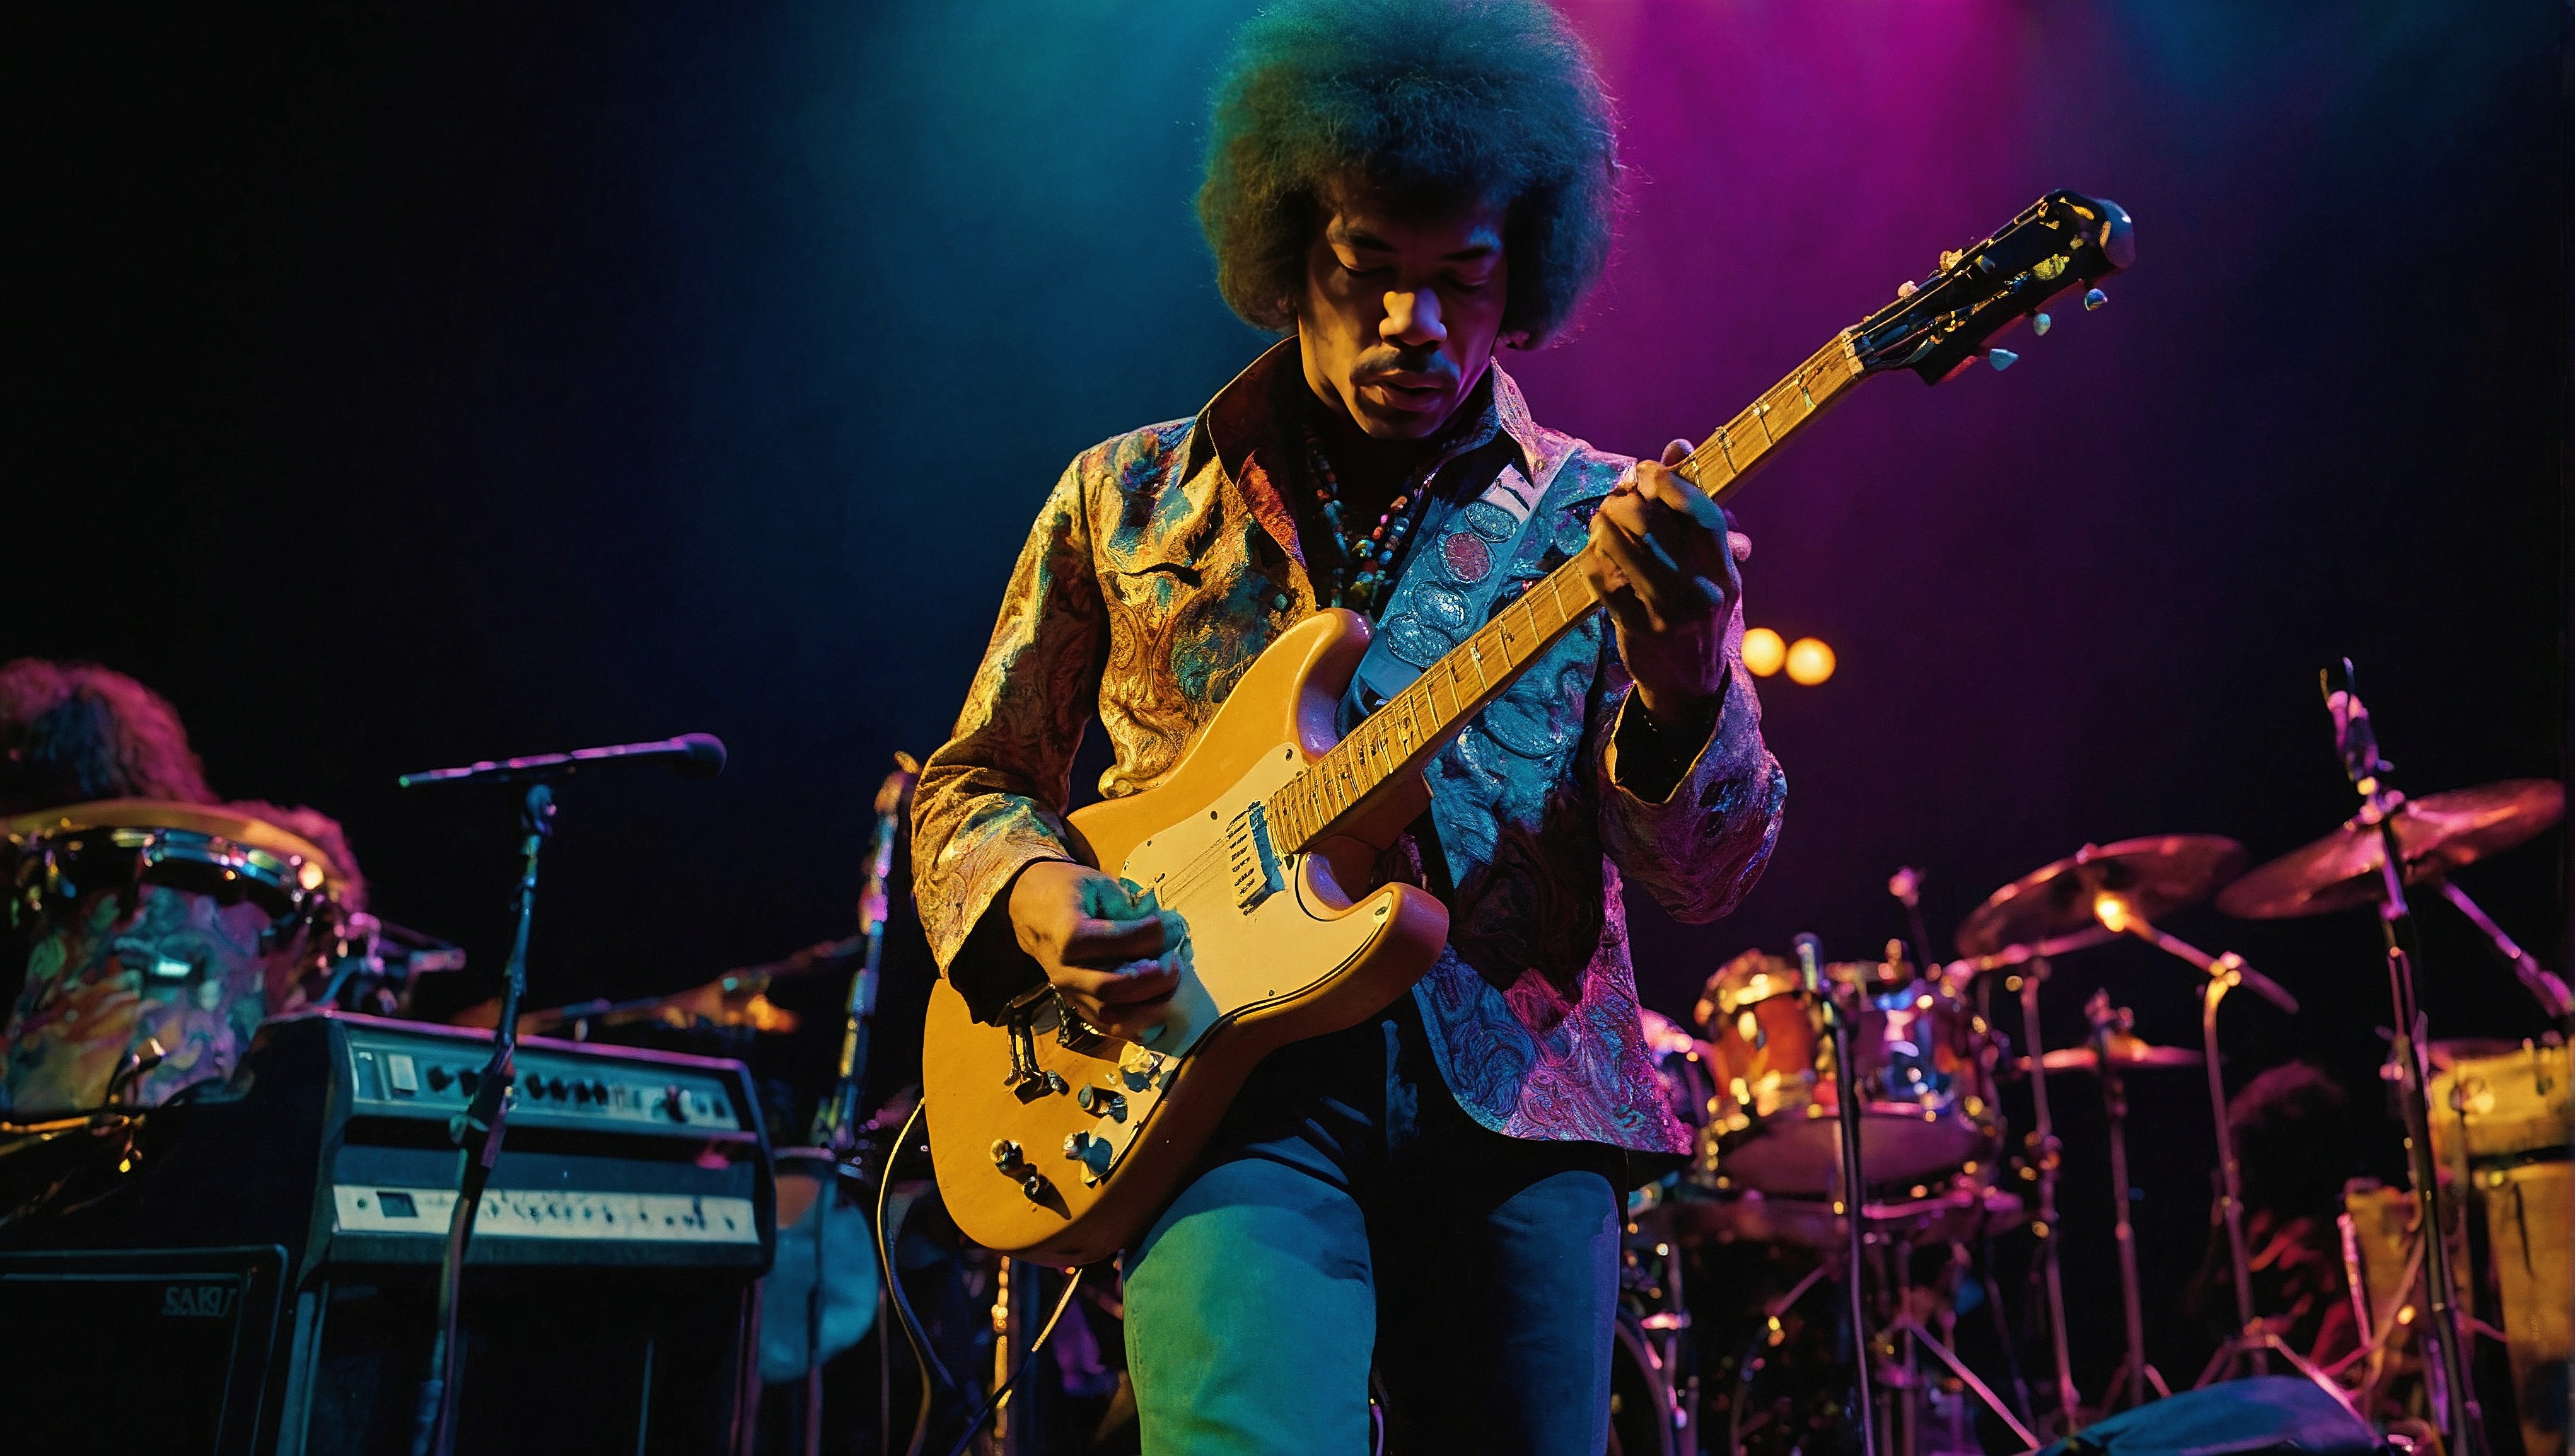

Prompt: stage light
[1784,637,1835,685]
[1741,627,1785,676]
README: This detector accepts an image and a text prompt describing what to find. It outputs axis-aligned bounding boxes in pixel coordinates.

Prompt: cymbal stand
[1878,1300,2042,1455]
[2081,991,2164,1413]
[2088,902,2347,1406]
[2009,956,2082,1433]
[2426,875,2574,1020]
[2321,665,2483,1452]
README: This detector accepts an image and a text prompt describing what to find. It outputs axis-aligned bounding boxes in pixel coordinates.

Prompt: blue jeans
[1123,995,1625,1455]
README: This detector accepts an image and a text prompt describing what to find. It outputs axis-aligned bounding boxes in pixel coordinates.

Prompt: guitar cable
[876,1099,952,1456]
[875,1097,1090,1456]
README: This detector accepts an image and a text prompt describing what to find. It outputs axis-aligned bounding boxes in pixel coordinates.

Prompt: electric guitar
[924,190,2134,1266]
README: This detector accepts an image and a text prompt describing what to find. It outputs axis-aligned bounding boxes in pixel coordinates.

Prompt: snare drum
[4,800,349,1114]
[1694,947,1996,1194]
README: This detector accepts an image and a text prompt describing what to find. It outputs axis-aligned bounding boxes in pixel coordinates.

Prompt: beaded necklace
[1303,428,1436,613]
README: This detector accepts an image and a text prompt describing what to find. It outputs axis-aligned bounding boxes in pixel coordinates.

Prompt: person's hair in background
[0,657,213,816]
[1197,0,1621,347]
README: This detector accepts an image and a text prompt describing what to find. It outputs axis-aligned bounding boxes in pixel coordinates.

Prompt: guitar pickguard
[1114,741,1391,1059]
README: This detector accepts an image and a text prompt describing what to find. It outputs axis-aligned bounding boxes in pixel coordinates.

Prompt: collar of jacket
[1181,336,1591,574]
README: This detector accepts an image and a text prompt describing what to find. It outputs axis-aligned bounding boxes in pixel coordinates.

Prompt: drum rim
[7,798,346,897]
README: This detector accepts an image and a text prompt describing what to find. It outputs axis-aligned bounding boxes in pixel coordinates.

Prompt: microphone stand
[1803,933,1880,1456]
[799,754,918,1456]
[410,782,554,1456]
[2321,662,2485,1453]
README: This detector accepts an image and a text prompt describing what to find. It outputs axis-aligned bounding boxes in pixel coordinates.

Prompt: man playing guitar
[912,1,1784,1448]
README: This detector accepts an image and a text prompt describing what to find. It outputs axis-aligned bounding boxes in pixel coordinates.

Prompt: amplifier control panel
[341,1024,750,1138]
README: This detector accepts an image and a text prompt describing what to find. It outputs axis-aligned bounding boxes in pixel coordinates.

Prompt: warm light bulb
[2093,894,2131,932]
[1784,637,1835,685]
[1741,627,1785,676]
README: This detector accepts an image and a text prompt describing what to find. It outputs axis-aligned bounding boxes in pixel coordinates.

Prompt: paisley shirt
[912,340,1785,1157]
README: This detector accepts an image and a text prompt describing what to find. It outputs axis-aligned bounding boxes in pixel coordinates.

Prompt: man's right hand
[1007,860,1178,1042]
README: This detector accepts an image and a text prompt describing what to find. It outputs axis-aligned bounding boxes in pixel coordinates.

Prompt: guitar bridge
[1001,988,1067,1103]
[1227,802,1285,912]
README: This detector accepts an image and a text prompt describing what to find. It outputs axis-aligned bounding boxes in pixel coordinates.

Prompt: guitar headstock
[1854,190,2134,384]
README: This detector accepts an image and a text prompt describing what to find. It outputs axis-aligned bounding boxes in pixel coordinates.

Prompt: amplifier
[0,1011,777,1454]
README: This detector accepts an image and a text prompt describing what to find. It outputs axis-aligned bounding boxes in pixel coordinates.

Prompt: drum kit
[1605,677,2567,1456]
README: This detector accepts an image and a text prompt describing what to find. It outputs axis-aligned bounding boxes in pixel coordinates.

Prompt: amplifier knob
[426,1066,452,1092]
[660,1085,687,1121]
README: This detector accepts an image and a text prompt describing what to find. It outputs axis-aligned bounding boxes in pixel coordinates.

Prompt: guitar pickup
[1226,803,1285,912]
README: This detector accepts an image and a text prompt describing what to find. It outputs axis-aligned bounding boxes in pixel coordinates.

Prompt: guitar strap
[1339,448,1569,733]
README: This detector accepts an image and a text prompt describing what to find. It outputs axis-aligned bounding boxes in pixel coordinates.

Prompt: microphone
[397,733,727,789]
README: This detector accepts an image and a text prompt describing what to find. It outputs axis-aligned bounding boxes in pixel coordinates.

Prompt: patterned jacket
[911,339,1785,1157]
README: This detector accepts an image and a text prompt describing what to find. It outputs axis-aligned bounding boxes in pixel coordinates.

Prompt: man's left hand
[1581,438,1752,725]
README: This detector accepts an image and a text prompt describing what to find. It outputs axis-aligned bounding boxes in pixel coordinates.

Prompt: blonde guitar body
[922,608,1449,1267]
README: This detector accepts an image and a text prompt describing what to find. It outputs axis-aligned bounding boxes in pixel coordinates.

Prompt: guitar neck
[1265,329,1868,853]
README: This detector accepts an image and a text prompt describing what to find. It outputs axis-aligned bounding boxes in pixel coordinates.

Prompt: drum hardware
[102,1034,168,1107]
[1950,833,2253,1430]
[2079,889,2348,1408]
[313,915,467,1017]
[1770,930,2039,1456]
[2219,772,2567,1020]
[2292,663,2488,1452]
[2064,991,2203,1414]
[2012,955,2083,1436]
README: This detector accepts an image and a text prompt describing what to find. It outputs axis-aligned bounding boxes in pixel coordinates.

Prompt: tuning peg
[1987,349,2019,371]
[2031,312,2052,336]
[2083,287,2108,311]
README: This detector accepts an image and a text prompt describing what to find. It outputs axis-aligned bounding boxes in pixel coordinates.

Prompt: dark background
[6,0,2566,1395]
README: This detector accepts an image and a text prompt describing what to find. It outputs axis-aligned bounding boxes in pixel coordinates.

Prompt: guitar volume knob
[990,1139,1025,1170]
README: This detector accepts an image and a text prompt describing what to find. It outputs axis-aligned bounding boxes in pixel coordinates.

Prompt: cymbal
[457,936,864,1036]
[2028,1034,2204,1073]
[1956,835,2247,959]
[2218,779,2564,920]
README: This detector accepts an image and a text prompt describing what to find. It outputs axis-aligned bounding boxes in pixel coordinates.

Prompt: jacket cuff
[1604,679,1728,804]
